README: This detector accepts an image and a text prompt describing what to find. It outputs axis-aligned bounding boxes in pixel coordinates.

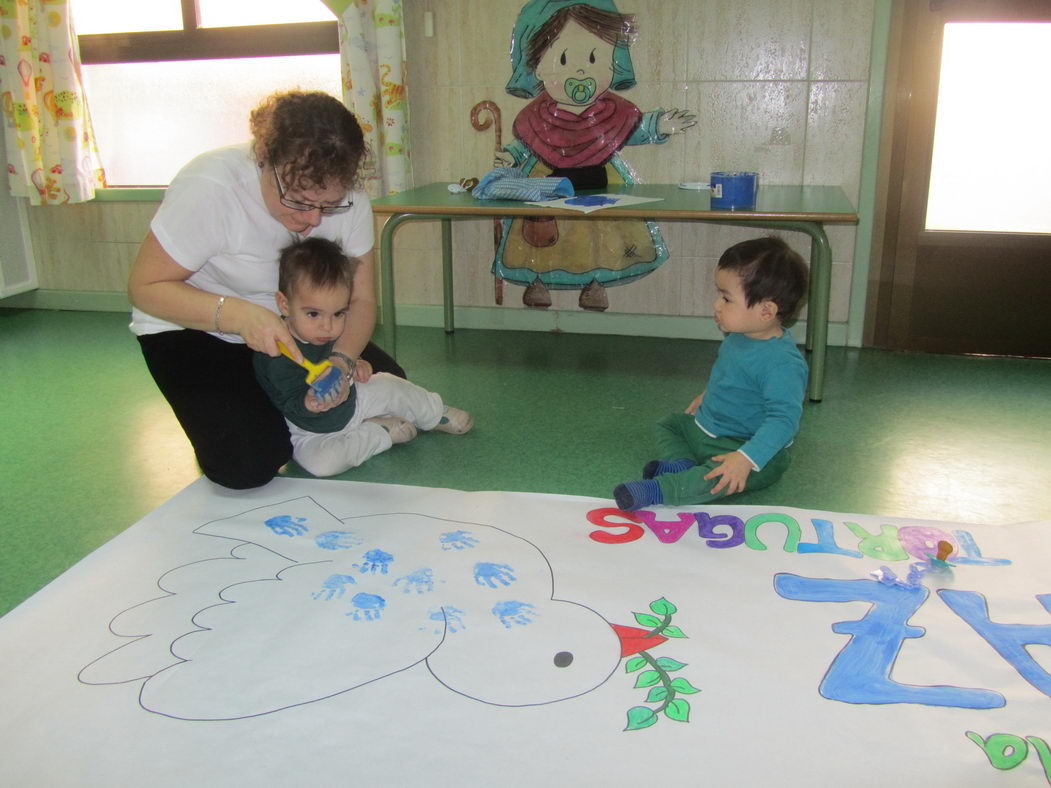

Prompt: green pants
[653,412,792,506]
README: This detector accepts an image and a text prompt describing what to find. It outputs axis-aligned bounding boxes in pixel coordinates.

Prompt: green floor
[2,308,1050,617]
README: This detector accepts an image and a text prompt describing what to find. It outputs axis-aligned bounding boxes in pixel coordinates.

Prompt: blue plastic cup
[710,171,759,210]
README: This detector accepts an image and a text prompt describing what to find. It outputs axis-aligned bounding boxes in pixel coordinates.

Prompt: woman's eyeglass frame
[272,164,353,215]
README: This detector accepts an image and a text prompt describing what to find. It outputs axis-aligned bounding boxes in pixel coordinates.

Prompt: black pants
[138,330,405,489]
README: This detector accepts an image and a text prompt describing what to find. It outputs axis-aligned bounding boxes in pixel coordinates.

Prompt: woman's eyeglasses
[272,164,353,215]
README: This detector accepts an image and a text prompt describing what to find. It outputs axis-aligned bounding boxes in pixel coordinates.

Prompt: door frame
[867,0,1051,353]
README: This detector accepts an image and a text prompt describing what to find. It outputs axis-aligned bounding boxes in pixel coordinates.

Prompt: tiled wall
[397,0,873,322]
[24,0,874,327]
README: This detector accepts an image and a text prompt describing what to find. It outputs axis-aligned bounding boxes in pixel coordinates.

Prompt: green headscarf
[505,0,637,99]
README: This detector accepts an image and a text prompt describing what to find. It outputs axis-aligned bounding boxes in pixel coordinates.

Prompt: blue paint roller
[277,341,344,399]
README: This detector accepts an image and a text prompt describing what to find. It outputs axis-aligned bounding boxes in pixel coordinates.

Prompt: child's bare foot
[367,416,417,444]
[434,406,474,435]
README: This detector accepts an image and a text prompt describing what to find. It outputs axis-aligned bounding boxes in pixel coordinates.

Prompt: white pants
[288,372,444,477]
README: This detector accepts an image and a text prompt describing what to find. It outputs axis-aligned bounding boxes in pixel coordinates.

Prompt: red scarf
[512,92,642,170]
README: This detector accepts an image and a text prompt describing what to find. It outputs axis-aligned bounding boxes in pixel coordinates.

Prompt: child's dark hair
[717,236,808,321]
[278,237,356,299]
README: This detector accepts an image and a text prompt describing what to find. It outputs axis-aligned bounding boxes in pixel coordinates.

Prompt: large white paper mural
[1,477,1048,786]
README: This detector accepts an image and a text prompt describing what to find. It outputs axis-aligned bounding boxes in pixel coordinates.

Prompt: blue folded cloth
[472,167,574,202]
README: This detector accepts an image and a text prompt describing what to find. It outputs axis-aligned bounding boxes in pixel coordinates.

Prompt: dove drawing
[80,498,653,720]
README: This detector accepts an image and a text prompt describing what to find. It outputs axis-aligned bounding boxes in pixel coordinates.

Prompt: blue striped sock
[613,480,663,511]
[642,458,697,479]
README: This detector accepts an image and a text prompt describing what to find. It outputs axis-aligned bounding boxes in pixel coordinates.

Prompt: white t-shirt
[129,144,374,340]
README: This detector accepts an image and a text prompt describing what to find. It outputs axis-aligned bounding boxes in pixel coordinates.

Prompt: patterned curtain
[0,0,105,204]
[322,0,410,197]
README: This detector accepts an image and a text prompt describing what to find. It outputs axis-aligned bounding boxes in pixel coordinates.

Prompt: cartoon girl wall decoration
[492,0,695,311]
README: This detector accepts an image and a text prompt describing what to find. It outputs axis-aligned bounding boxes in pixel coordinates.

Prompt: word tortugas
[586,507,1010,567]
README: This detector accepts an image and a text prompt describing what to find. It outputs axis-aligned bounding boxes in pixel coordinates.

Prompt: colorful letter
[798,519,863,558]
[952,529,1012,567]
[965,731,1029,770]
[898,525,956,561]
[744,514,801,552]
[635,511,695,544]
[939,590,1051,698]
[694,512,745,549]
[774,573,1005,709]
[587,508,645,544]
[843,522,909,561]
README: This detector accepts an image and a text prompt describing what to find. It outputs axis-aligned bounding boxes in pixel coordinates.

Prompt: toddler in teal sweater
[614,236,809,510]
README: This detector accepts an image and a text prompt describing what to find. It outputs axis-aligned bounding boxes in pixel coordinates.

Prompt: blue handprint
[422,605,466,635]
[440,530,479,551]
[312,573,357,601]
[353,548,394,574]
[264,515,308,537]
[315,530,363,551]
[394,568,435,594]
[474,562,517,588]
[347,593,386,621]
[492,600,537,629]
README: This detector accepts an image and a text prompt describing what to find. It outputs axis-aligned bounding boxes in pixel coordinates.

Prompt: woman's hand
[232,300,299,359]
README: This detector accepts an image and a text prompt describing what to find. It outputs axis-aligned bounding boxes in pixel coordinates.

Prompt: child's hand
[352,357,373,383]
[704,451,753,496]
[685,392,705,415]
[304,390,324,413]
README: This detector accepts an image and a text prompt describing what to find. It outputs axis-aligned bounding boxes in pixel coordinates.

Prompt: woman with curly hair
[128,90,403,490]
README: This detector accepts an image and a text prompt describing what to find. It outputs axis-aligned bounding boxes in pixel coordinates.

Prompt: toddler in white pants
[253,237,472,477]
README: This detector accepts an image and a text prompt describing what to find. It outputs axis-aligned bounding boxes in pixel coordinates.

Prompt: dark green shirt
[253,338,357,433]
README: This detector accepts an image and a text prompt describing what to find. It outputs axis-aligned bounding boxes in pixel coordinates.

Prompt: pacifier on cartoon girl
[490,0,695,311]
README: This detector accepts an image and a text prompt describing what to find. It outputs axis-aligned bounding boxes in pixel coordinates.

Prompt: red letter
[587,508,645,544]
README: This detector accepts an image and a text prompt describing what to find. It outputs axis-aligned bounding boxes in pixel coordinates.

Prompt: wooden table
[372,183,858,401]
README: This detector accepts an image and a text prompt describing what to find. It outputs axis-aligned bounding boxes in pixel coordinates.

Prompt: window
[926,23,1051,234]
[73,0,341,186]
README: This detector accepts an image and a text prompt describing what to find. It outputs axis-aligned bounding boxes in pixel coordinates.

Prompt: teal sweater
[253,338,357,433]
[695,330,808,470]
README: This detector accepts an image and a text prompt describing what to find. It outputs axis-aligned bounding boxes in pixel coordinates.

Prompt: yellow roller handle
[277,340,332,384]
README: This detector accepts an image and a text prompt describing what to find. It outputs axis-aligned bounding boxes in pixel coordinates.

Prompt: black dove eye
[553,651,574,668]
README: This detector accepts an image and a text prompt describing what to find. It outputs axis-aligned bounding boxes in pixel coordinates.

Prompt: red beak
[611,624,668,658]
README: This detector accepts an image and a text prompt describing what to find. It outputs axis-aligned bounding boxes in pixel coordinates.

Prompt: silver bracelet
[329,351,357,370]
[213,295,226,334]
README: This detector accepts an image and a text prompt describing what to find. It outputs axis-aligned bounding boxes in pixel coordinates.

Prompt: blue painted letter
[939,590,1051,698]
[774,573,1004,709]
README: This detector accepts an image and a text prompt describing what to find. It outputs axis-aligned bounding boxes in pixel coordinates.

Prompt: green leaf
[649,597,678,616]
[655,656,687,671]
[645,686,669,703]
[625,705,659,731]
[662,625,687,638]
[633,612,662,628]
[664,698,691,722]
[624,656,647,673]
[670,677,701,694]
[634,669,662,688]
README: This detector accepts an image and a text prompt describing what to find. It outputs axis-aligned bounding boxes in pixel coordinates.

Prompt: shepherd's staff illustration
[471,100,506,305]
